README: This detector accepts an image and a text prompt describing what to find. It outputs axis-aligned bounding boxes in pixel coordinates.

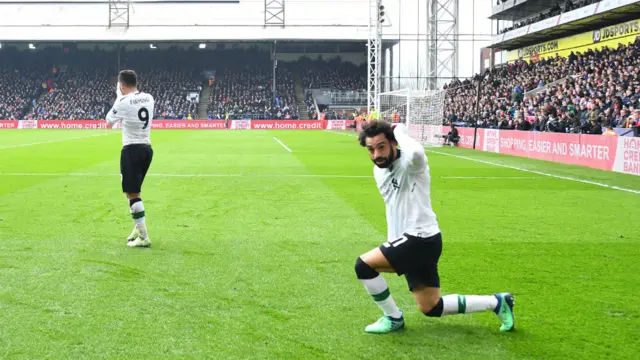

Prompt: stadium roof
[490,1,640,50]
[490,0,560,22]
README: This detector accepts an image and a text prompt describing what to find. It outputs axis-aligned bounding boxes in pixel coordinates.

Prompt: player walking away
[106,70,155,248]
[355,120,515,334]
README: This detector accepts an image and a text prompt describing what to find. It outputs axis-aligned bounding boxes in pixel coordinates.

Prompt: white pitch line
[428,150,640,195]
[324,130,357,137]
[273,137,292,152]
[0,133,113,150]
[441,176,540,179]
[0,172,369,178]
[322,131,640,194]
[0,172,540,180]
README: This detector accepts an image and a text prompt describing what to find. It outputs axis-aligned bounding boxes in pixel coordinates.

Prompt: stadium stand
[0,44,373,122]
[0,48,51,120]
[499,0,600,34]
[444,38,640,135]
[27,68,113,120]
[14,48,204,121]
[206,51,300,120]
[299,57,366,91]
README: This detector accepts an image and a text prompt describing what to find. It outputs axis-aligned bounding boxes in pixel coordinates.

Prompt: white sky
[385,0,496,89]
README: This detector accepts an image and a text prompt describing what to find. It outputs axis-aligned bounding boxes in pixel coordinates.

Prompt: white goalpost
[378,88,446,147]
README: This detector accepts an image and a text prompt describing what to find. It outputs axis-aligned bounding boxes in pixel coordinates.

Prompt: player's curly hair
[358,120,396,147]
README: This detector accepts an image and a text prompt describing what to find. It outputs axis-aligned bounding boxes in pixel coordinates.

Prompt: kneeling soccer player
[354,120,515,334]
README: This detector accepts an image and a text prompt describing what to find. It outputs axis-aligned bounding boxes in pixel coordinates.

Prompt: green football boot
[493,292,515,332]
[364,312,405,334]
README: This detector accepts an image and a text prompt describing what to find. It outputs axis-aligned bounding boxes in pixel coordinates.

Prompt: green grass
[0,129,638,359]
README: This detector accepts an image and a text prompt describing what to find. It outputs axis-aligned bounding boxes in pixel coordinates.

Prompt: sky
[384,0,496,89]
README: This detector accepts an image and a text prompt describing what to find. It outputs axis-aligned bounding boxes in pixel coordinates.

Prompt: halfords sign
[508,18,640,62]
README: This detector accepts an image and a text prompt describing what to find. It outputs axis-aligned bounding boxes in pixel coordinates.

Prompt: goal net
[378,89,446,147]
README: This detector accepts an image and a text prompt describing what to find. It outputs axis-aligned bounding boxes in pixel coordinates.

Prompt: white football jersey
[106,91,155,146]
[374,124,440,241]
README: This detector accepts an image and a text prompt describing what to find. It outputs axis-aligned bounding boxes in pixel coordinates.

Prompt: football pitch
[0,129,638,359]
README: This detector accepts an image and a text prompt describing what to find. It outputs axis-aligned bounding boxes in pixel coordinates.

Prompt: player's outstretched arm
[106,101,124,126]
[393,123,426,170]
[106,82,125,126]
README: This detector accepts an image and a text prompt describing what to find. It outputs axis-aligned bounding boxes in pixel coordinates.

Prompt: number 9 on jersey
[138,107,149,129]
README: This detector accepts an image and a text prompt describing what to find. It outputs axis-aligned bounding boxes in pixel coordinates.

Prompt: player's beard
[372,149,396,168]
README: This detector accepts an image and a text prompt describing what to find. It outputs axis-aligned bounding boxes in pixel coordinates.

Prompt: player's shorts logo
[592,29,601,43]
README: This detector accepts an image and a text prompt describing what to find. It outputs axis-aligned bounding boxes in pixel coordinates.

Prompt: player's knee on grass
[355,257,379,280]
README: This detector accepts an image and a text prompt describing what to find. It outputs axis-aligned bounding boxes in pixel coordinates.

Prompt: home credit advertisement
[2,120,638,176]
[0,120,340,130]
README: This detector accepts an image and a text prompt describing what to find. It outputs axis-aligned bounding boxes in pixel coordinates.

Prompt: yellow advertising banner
[507,18,640,62]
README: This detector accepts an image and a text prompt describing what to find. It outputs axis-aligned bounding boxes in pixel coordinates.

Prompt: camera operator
[443,124,460,146]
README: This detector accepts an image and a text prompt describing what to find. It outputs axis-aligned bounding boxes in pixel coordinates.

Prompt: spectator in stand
[499,0,599,34]
[444,37,640,136]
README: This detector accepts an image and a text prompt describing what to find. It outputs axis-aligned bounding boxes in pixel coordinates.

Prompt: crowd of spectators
[444,38,640,135]
[206,48,300,120]
[140,69,201,120]
[0,48,51,120]
[206,65,300,120]
[0,69,48,120]
[299,57,366,91]
[26,68,112,120]
[498,0,600,34]
[1,46,370,122]
[11,48,204,121]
